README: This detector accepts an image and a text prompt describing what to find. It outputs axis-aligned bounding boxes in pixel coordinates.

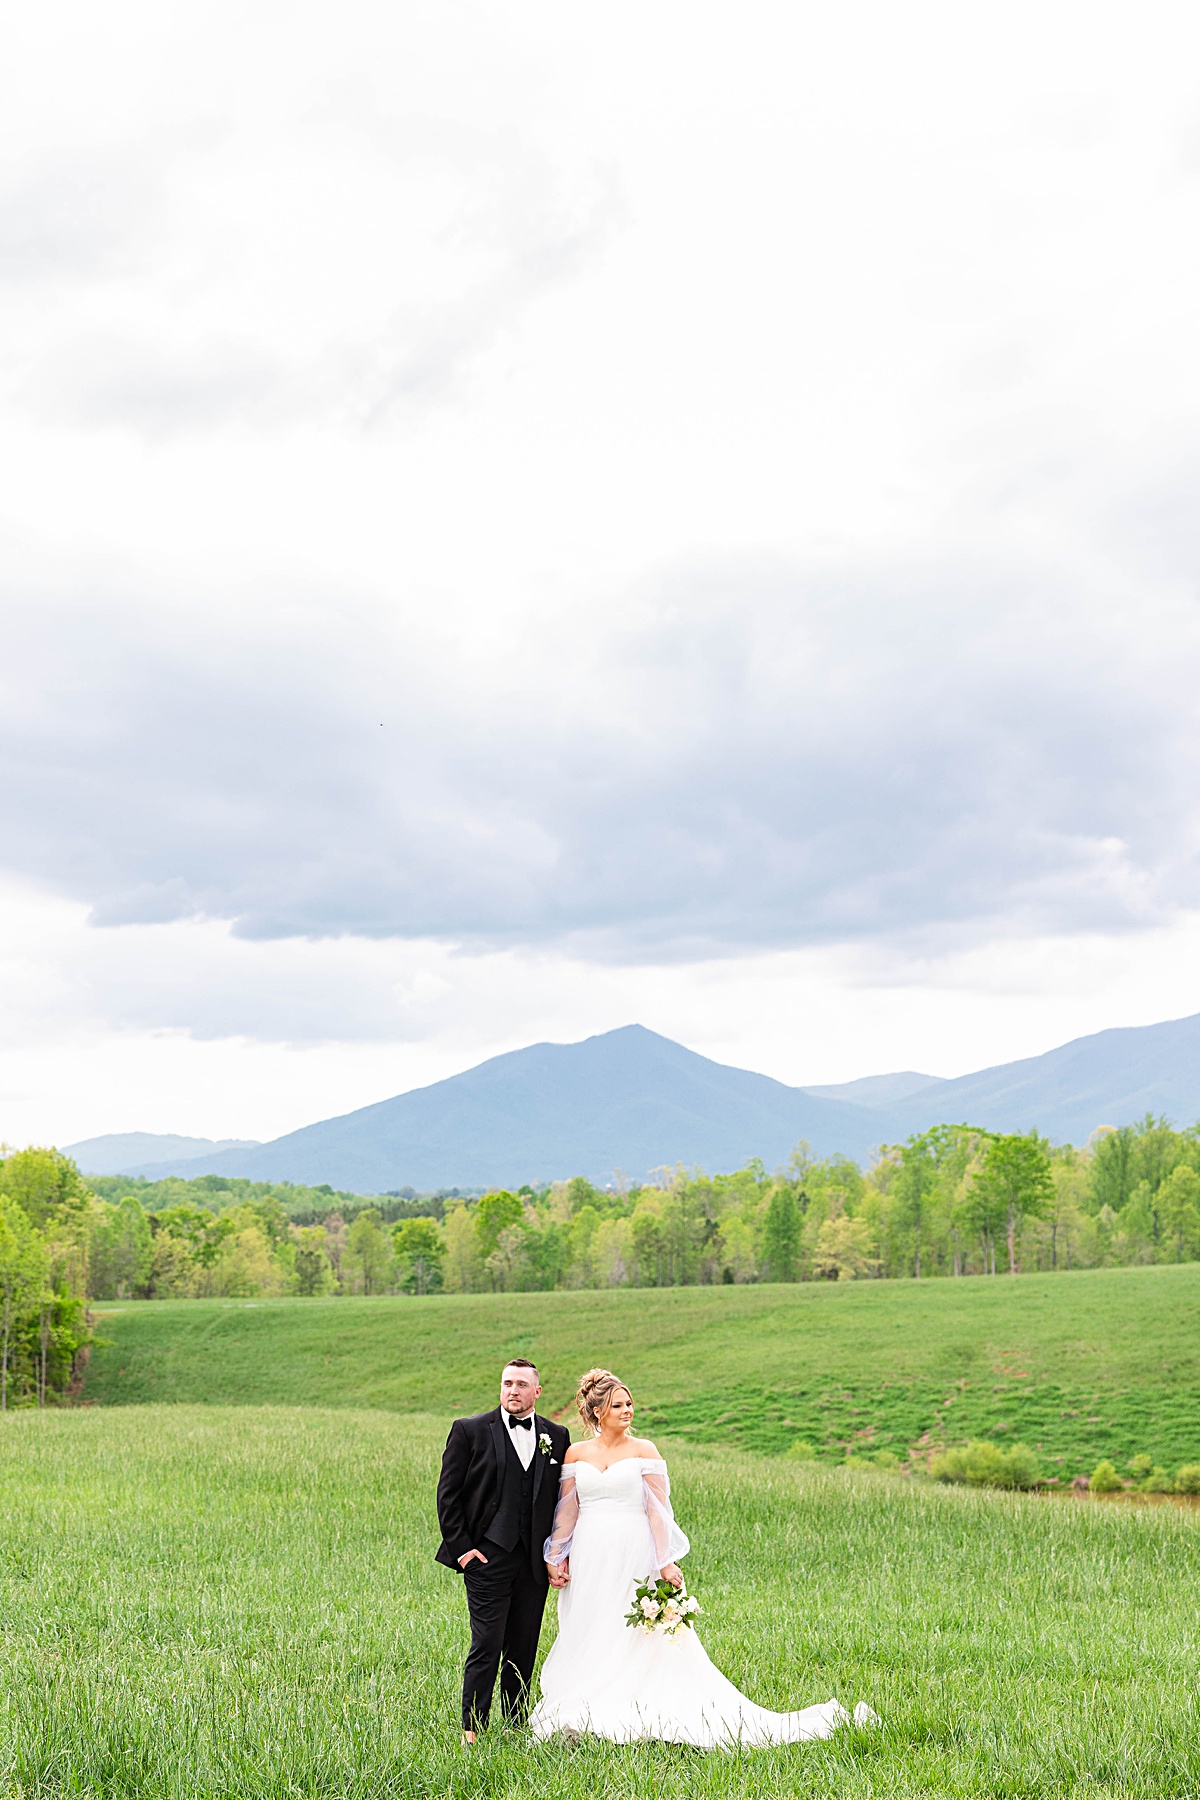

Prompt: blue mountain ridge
[63,1133,260,1175]
[85,1012,1200,1192]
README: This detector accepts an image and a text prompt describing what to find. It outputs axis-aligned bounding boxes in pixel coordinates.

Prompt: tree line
[87,1172,452,1226]
[425,1113,1200,1293]
[3,1113,1199,1376]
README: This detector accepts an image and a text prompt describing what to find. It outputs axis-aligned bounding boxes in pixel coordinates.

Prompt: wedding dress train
[528,1456,874,1748]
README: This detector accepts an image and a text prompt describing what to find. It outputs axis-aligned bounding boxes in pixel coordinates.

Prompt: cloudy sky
[4,0,1200,1146]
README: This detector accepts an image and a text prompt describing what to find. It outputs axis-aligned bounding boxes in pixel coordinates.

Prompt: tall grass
[1,1405,1197,1796]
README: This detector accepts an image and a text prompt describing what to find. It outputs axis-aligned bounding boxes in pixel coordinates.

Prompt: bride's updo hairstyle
[575,1367,631,1436]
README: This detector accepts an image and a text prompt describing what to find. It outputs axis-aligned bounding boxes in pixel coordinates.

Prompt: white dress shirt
[507,1411,537,1470]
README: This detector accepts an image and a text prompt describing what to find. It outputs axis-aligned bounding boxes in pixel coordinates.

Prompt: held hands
[458,1548,489,1568]
[660,1562,683,1589]
[547,1557,570,1588]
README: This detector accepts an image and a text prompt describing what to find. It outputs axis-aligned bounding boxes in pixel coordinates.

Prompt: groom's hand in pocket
[458,1549,488,1569]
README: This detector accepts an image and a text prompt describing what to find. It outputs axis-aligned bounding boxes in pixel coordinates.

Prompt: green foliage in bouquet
[624,1574,701,1638]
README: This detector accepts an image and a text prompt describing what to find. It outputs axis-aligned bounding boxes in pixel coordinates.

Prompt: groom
[436,1358,570,1738]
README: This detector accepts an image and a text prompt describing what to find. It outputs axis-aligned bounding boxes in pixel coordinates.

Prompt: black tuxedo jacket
[435,1407,571,1581]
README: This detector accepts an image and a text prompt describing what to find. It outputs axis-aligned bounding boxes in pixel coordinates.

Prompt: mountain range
[63,1012,1200,1191]
[64,1132,261,1176]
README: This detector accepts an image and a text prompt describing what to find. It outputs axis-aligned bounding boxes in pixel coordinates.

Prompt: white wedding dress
[528,1455,873,1748]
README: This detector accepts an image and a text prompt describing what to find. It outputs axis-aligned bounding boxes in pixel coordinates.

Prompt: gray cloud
[3,527,1199,966]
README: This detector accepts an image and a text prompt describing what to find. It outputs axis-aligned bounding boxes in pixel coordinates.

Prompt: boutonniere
[539,1431,553,1458]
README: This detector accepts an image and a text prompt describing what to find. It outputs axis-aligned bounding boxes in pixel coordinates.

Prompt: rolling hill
[82,1265,1200,1474]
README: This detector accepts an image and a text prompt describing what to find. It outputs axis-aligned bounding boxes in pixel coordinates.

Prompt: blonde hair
[575,1367,632,1436]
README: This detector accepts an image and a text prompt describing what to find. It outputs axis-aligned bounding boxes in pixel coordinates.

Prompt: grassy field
[86,1264,1200,1473]
[2,1404,1198,1799]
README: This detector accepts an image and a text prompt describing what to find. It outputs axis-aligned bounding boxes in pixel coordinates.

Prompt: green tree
[630,1198,665,1286]
[566,1205,602,1287]
[442,1205,483,1293]
[88,1197,153,1299]
[525,1217,568,1290]
[0,1151,92,1406]
[0,1197,43,1411]
[342,1211,392,1295]
[564,1176,601,1214]
[717,1213,760,1284]
[292,1226,336,1295]
[1115,1181,1157,1263]
[485,1224,532,1292]
[146,1230,197,1297]
[475,1191,524,1262]
[392,1218,445,1295]
[895,1126,961,1278]
[0,1146,93,1235]
[811,1215,875,1281]
[785,1141,813,1183]
[189,1220,284,1298]
[244,1192,291,1249]
[148,1203,236,1273]
[593,1217,633,1286]
[1090,1125,1138,1213]
[1158,1164,1200,1263]
[970,1133,1054,1275]
[1129,1114,1184,1225]
[1042,1150,1089,1271]
[761,1186,802,1282]
[322,1214,348,1286]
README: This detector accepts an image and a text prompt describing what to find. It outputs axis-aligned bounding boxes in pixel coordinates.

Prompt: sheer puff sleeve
[642,1459,690,1566]
[542,1468,579,1566]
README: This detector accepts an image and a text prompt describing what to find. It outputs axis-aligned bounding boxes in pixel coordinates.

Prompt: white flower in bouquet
[625,1574,702,1638]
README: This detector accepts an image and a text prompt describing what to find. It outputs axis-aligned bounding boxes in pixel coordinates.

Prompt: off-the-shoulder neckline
[561,1454,667,1472]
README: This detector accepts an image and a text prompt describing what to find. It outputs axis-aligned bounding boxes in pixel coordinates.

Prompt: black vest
[486,1424,536,1551]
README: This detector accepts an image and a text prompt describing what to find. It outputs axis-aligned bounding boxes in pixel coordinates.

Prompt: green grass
[2,1405,1199,1798]
[86,1264,1200,1472]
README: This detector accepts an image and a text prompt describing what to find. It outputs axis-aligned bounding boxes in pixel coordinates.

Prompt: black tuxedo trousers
[461,1539,546,1730]
[436,1408,571,1730]
[463,1429,539,1728]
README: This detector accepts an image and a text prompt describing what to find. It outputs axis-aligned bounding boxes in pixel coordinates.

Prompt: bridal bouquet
[625,1575,701,1638]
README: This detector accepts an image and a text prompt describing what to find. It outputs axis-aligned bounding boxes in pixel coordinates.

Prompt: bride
[528,1367,876,1748]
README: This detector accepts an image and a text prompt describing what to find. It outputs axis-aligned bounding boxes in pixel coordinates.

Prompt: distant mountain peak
[802,1071,947,1108]
[60,1011,1200,1191]
[65,1132,261,1177]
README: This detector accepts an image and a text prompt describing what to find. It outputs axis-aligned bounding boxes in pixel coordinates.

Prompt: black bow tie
[508,1414,532,1430]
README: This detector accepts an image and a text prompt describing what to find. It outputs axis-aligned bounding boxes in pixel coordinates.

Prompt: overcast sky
[4,0,1200,1146]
